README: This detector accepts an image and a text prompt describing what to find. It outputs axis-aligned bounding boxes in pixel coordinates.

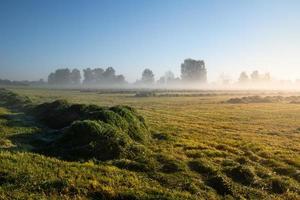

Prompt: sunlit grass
[0,87,299,199]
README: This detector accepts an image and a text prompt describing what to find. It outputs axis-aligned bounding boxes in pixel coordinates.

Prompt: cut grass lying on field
[0,88,300,199]
[226,95,300,104]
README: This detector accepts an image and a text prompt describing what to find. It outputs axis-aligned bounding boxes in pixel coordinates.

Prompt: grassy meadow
[0,87,299,199]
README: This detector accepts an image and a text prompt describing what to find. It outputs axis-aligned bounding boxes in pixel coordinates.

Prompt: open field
[0,87,300,199]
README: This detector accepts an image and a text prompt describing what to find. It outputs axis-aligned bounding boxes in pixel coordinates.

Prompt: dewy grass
[0,88,300,199]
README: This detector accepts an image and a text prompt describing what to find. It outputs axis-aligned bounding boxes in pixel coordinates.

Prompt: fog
[1,58,300,91]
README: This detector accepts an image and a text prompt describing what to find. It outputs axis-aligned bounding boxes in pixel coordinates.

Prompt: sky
[0,0,300,82]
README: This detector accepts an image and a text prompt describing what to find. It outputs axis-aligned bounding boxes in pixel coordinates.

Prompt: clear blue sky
[1,0,300,82]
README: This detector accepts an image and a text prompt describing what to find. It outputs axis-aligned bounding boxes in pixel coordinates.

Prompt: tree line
[238,70,271,84]
[48,67,126,85]
[47,59,208,86]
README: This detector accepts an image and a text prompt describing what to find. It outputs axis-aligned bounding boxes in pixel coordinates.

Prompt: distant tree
[181,59,207,83]
[239,72,249,83]
[115,75,126,84]
[164,71,175,82]
[48,73,56,85]
[157,76,166,84]
[103,67,116,79]
[83,68,95,84]
[141,68,155,84]
[94,68,104,83]
[251,70,260,82]
[47,68,72,85]
[70,69,81,85]
[157,71,176,85]
[263,73,271,81]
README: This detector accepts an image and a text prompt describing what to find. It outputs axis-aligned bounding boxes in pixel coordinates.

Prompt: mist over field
[1,0,300,199]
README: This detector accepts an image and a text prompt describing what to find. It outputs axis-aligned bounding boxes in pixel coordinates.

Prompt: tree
[70,69,81,85]
[103,67,115,79]
[115,75,126,84]
[47,68,71,85]
[141,68,155,84]
[164,71,175,82]
[251,70,260,82]
[48,73,56,85]
[239,72,249,83]
[157,71,176,85]
[181,59,207,83]
[83,68,95,84]
[263,73,271,82]
[94,68,104,83]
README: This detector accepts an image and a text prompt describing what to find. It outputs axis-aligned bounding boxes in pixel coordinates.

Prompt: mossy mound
[189,159,218,176]
[206,174,233,195]
[156,154,186,173]
[33,100,151,161]
[0,89,32,109]
[33,100,149,143]
[225,165,256,185]
[44,120,133,161]
[269,178,289,194]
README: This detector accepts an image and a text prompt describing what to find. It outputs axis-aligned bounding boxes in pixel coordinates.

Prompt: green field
[0,87,300,199]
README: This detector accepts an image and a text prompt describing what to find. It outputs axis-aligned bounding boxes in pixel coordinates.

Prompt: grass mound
[0,89,32,109]
[156,154,186,173]
[44,120,133,161]
[225,165,256,185]
[33,100,149,143]
[135,91,156,97]
[269,178,289,194]
[206,174,233,195]
[33,100,150,161]
[188,159,218,176]
[226,96,274,104]
[226,95,300,104]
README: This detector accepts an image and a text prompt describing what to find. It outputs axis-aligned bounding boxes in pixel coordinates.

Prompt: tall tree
[141,68,155,84]
[181,59,207,83]
[239,72,249,83]
[48,73,56,85]
[70,69,81,85]
[83,68,95,84]
[94,68,104,83]
[103,67,116,79]
[251,70,260,82]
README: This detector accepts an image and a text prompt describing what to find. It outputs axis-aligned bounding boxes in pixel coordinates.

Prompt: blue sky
[0,0,300,82]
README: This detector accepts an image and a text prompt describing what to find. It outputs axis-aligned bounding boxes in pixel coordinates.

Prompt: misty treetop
[48,67,126,86]
[238,70,271,84]
[48,68,81,85]
[45,58,212,87]
[181,59,207,83]
[83,67,126,85]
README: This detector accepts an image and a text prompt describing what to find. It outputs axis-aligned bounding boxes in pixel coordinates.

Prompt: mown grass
[0,87,299,199]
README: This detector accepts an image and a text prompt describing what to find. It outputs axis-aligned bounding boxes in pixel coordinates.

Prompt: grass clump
[206,174,233,195]
[33,100,149,143]
[0,89,32,109]
[269,178,289,194]
[188,159,218,176]
[32,99,152,161]
[225,165,256,185]
[156,154,186,173]
[43,120,133,161]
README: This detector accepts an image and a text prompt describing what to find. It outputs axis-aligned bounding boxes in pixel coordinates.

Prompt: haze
[0,0,300,82]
